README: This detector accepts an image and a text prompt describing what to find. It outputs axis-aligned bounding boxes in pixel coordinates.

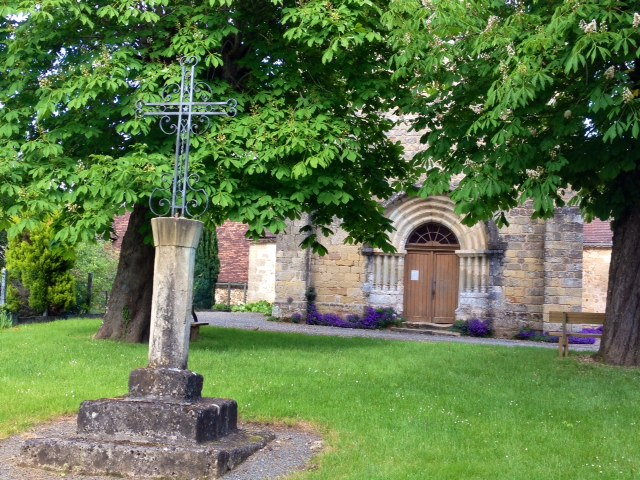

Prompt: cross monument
[21,58,273,479]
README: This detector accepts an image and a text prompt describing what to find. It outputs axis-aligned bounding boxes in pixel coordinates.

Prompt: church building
[240,119,612,335]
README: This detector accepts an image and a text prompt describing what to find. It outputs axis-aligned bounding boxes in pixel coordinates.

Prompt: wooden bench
[190,322,208,341]
[547,311,605,357]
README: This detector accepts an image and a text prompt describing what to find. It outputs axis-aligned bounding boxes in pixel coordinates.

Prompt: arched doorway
[403,222,460,323]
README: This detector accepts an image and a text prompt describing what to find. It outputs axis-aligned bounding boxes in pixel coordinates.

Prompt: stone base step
[391,326,461,337]
[404,322,454,330]
[21,428,274,479]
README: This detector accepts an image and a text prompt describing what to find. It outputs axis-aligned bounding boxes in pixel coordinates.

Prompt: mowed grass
[1,320,639,479]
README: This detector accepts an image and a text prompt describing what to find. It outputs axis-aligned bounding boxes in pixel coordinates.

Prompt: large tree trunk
[597,204,640,366]
[96,204,155,343]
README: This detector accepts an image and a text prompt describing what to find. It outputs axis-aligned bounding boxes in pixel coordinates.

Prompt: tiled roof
[584,219,613,246]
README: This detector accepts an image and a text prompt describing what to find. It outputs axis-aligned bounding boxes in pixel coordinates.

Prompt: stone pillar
[148,217,202,370]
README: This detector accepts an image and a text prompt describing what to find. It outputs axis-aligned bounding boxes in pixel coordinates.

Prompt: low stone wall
[214,283,247,306]
[582,247,610,313]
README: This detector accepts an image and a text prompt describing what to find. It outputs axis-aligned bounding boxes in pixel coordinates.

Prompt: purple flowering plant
[305,304,403,330]
[515,325,602,344]
[452,319,494,338]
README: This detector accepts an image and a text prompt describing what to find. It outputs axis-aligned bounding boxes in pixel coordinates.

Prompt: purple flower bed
[306,304,401,330]
[468,319,493,337]
[452,319,494,338]
[515,326,602,344]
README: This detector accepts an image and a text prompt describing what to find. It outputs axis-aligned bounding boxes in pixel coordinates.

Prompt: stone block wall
[542,207,584,320]
[247,240,276,304]
[273,217,367,319]
[493,205,547,331]
[273,217,312,318]
[582,248,610,313]
[478,204,584,334]
[311,224,367,317]
[388,115,422,160]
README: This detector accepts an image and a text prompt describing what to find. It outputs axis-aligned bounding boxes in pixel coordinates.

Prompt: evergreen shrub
[6,219,76,316]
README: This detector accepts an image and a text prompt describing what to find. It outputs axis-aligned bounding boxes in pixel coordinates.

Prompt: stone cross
[137,56,237,218]
[135,57,237,370]
[20,59,271,478]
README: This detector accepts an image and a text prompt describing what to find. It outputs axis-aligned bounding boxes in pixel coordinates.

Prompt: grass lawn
[1,320,639,479]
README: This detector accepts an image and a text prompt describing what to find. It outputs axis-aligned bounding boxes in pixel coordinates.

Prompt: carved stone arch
[364,195,492,322]
[384,196,488,253]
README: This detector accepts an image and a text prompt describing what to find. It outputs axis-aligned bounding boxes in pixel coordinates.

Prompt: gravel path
[196,311,599,353]
[0,313,597,480]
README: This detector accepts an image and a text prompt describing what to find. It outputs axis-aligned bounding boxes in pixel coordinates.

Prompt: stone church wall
[582,248,610,313]
[247,240,276,304]
[273,217,313,318]
[273,217,367,319]
[487,205,584,333]
[272,120,587,334]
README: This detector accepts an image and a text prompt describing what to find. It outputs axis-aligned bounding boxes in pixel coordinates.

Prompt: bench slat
[548,311,605,324]
[548,332,602,338]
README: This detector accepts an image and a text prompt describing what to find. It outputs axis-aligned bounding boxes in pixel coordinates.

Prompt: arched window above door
[406,222,460,248]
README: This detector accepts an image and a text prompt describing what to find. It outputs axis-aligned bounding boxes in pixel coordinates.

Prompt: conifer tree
[6,219,76,316]
[193,228,220,310]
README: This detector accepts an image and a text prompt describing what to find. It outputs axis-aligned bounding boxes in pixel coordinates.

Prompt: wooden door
[404,250,459,323]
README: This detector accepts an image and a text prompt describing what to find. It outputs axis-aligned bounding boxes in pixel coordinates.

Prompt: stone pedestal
[148,217,202,370]
[20,218,273,478]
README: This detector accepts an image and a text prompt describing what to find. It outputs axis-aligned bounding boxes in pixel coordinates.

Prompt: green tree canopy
[0,0,407,253]
[384,0,640,365]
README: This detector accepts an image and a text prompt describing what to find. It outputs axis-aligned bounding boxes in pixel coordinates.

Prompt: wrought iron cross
[137,57,237,217]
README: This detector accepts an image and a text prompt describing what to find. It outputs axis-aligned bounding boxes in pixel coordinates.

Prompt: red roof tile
[584,219,612,246]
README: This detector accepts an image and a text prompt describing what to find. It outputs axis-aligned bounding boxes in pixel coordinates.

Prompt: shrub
[6,218,76,316]
[231,301,272,315]
[212,303,232,312]
[0,306,13,329]
[193,229,219,310]
[452,319,494,338]
[468,319,494,337]
[451,320,469,336]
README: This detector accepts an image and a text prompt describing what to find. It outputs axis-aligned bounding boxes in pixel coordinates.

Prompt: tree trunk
[96,204,155,343]
[597,204,640,366]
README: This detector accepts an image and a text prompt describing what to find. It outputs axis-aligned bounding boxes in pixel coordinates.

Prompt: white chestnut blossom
[484,16,500,33]
[622,87,635,104]
[579,19,597,34]
[633,12,640,29]
[604,66,616,80]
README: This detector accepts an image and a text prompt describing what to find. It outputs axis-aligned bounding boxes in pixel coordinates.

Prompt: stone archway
[364,195,491,320]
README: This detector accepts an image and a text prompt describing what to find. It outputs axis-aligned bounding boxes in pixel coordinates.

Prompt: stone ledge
[20,428,274,479]
[129,367,204,400]
[78,397,238,444]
